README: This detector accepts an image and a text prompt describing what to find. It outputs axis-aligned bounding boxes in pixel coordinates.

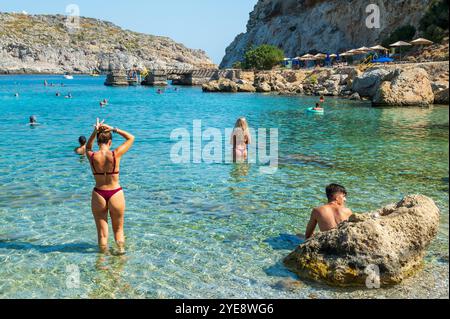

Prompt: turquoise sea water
[0,75,448,299]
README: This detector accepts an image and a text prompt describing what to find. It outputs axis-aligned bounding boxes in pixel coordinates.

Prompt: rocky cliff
[0,12,215,74]
[221,0,431,68]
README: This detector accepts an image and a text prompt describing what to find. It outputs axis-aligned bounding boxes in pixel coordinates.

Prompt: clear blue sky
[1,0,258,64]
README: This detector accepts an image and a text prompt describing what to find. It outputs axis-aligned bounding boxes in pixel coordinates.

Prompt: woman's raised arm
[86,118,104,158]
[113,127,135,157]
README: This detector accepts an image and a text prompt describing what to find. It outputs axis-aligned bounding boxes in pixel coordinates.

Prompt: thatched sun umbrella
[370,45,388,51]
[356,46,371,53]
[410,38,434,46]
[300,54,315,60]
[390,41,412,60]
[313,53,327,60]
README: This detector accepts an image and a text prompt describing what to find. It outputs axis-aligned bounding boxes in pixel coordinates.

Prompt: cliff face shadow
[0,240,98,254]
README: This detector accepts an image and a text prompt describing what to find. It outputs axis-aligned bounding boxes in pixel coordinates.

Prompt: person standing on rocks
[305,184,353,239]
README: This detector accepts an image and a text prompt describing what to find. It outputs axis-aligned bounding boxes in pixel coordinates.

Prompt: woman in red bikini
[86,118,135,253]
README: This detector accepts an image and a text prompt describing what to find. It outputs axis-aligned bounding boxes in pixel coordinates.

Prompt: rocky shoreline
[203,61,449,107]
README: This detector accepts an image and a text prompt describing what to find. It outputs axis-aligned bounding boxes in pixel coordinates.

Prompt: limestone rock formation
[221,0,431,68]
[284,195,440,287]
[0,12,214,74]
[372,68,435,106]
[202,78,256,93]
[353,66,436,106]
[434,88,449,104]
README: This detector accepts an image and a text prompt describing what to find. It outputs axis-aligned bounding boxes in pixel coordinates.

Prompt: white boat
[64,74,74,80]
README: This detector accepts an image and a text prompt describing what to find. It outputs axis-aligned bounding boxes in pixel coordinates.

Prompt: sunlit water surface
[0,75,448,299]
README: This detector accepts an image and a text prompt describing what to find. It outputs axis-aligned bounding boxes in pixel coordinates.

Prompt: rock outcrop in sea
[220,0,431,68]
[283,195,440,287]
[0,12,215,74]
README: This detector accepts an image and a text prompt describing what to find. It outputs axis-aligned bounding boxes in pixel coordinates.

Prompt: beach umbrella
[356,46,371,52]
[390,41,412,47]
[299,54,315,60]
[390,41,412,60]
[313,53,327,60]
[370,45,388,51]
[410,38,433,46]
[329,54,337,58]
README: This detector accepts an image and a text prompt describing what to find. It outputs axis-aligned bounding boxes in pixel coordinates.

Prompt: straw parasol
[370,45,388,51]
[299,54,315,60]
[390,41,412,47]
[410,38,434,46]
[390,41,412,60]
[356,46,371,52]
[313,53,327,60]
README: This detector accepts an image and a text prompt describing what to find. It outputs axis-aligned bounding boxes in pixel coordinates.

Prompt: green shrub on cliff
[419,0,449,43]
[232,61,243,69]
[243,45,285,70]
[382,25,417,47]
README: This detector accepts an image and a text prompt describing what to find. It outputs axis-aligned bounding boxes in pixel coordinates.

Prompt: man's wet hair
[79,136,87,146]
[326,184,348,201]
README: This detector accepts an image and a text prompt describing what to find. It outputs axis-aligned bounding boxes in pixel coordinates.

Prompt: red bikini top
[90,151,119,176]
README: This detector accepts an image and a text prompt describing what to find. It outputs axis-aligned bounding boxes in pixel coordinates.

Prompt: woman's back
[89,150,121,188]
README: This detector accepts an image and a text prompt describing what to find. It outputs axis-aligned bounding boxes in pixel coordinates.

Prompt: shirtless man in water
[305,184,353,239]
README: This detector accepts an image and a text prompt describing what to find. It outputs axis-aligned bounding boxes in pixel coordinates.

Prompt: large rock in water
[284,195,440,287]
[352,67,435,107]
[372,68,435,106]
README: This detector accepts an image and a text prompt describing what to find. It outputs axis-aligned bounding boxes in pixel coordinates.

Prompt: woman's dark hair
[79,136,87,146]
[326,184,348,201]
[97,128,112,145]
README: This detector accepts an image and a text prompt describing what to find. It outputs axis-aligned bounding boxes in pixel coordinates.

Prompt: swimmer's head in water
[29,116,37,123]
[97,127,112,146]
[79,136,87,146]
[316,103,320,107]
[326,184,348,203]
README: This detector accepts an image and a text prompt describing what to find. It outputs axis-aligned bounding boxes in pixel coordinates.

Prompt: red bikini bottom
[94,188,123,203]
